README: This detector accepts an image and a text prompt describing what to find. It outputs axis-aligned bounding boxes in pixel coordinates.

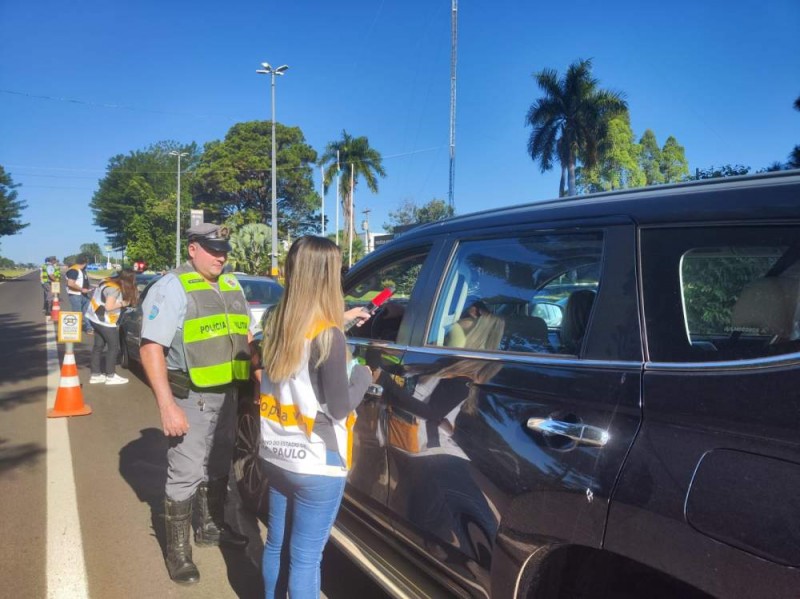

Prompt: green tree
[91,140,199,268]
[384,198,454,233]
[639,130,664,186]
[758,161,788,173]
[320,130,386,253]
[789,95,800,169]
[577,114,645,193]
[80,243,104,264]
[328,231,365,267]
[228,223,272,275]
[193,121,319,240]
[694,164,751,180]
[526,58,628,197]
[0,165,29,239]
[660,136,689,183]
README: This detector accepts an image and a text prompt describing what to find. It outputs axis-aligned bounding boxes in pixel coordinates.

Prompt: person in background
[84,269,138,385]
[258,236,373,599]
[40,256,60,316]
[139,223,254,585]
[65,254,93,333]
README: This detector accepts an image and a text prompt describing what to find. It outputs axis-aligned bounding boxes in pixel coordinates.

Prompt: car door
[383,221,644,598]
[342,240,443,527]
[605,224,800,598]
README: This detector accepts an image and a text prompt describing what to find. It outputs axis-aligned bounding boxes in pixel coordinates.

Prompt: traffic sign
[58,311,83,343]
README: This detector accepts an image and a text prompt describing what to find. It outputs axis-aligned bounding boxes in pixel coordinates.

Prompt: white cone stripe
[62,353,76,365]
[58,376,81,387]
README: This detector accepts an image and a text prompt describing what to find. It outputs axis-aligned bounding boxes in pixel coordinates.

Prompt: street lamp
[169,150,188,268]
[256,61,289,276]
[362,207,371,254]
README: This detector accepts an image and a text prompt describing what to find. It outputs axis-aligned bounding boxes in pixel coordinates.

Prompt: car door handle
[526,418,610,447]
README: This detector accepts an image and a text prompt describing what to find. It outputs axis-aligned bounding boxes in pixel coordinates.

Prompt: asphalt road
[0,271,389,598]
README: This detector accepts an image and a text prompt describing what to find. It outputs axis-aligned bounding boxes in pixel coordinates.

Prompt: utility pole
[320,164,325,236]
[169,150,188,268]
[256,62,289,276]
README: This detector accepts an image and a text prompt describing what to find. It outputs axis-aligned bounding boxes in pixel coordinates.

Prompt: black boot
[164,497,200,584]
[195,478,249,549]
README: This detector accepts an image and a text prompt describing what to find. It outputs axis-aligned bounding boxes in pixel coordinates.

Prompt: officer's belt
[167,370,233,398]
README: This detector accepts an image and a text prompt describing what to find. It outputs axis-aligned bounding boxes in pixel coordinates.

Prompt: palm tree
[526,58,628,197]
[320,130,386,253]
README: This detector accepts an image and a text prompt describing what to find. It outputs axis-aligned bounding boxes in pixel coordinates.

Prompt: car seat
[560,289,596,354]
[730,276,800,343]
[501,314,549,353]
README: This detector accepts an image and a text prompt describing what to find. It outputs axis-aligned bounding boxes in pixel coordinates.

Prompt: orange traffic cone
[50,295,61,322]
[48,346,92,418]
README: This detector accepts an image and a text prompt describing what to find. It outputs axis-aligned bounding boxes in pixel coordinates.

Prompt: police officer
[40,256,60,315]
[140,223,255,585]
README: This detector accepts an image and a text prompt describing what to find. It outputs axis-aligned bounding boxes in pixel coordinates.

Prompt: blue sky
[1,0,798,264]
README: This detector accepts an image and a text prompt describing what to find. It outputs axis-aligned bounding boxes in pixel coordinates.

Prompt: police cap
[186,223,232,252]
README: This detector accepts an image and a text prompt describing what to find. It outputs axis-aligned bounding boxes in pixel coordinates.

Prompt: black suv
[319,171,800,598]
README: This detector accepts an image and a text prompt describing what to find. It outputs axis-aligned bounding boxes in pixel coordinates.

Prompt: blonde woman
[258,236,373,599]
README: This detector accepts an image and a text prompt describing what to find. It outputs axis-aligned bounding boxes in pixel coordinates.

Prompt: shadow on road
[119,427,266,598]
[0,313,48,394]
[0,438,46,475]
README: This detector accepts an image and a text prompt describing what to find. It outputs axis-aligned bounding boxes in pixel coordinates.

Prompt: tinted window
[345,252,429,342]
[642,226,800,362]
[427,233,604,355]
[240,279,283,304]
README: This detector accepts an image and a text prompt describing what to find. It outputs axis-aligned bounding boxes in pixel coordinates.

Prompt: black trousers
[90,321,120,376]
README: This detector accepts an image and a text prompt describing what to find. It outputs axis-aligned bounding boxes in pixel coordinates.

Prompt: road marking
[46,322,90,598]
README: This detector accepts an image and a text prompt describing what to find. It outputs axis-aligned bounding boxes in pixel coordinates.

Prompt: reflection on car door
[344,244,440,529]
[385,223,644,598]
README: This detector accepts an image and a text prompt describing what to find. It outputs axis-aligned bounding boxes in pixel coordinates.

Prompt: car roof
[390,170,800,245]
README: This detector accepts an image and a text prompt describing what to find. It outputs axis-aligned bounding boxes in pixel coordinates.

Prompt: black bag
[232,381,270,516]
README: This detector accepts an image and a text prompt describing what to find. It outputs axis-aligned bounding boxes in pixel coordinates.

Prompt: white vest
[259,323,356,477]
[84,282,122,327]
[67,266,86,296]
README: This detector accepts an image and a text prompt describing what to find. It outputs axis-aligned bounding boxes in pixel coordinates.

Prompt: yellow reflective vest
[174,265,251,388]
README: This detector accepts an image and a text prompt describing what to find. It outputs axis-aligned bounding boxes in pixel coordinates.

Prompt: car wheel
[119,330,130,370]
[233,385,269,516]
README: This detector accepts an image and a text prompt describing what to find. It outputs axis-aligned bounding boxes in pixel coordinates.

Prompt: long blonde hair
[262,236,345,381]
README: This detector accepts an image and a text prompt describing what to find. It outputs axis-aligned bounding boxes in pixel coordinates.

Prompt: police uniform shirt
[141,272,259,371]
[45,264,55,279]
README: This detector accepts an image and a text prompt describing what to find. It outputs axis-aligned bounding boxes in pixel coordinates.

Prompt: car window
[345,252,429,342]
[426,233,603,355]
[241,279,283,304]
[642,226,800,362]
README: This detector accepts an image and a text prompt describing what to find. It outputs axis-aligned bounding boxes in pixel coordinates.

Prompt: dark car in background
[134,272,162,293]
[119,273,282,369]
[302,171,800,599]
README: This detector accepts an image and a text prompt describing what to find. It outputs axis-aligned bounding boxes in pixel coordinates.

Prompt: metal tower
[449,0,458,211]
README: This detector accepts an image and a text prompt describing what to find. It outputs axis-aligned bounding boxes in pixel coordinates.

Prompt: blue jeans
[261,453,346,599]
[68,294,91,331]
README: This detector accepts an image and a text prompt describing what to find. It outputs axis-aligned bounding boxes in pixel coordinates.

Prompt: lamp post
[362,207,371,254]
[169,150,188,268]
[256,61,289,276]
